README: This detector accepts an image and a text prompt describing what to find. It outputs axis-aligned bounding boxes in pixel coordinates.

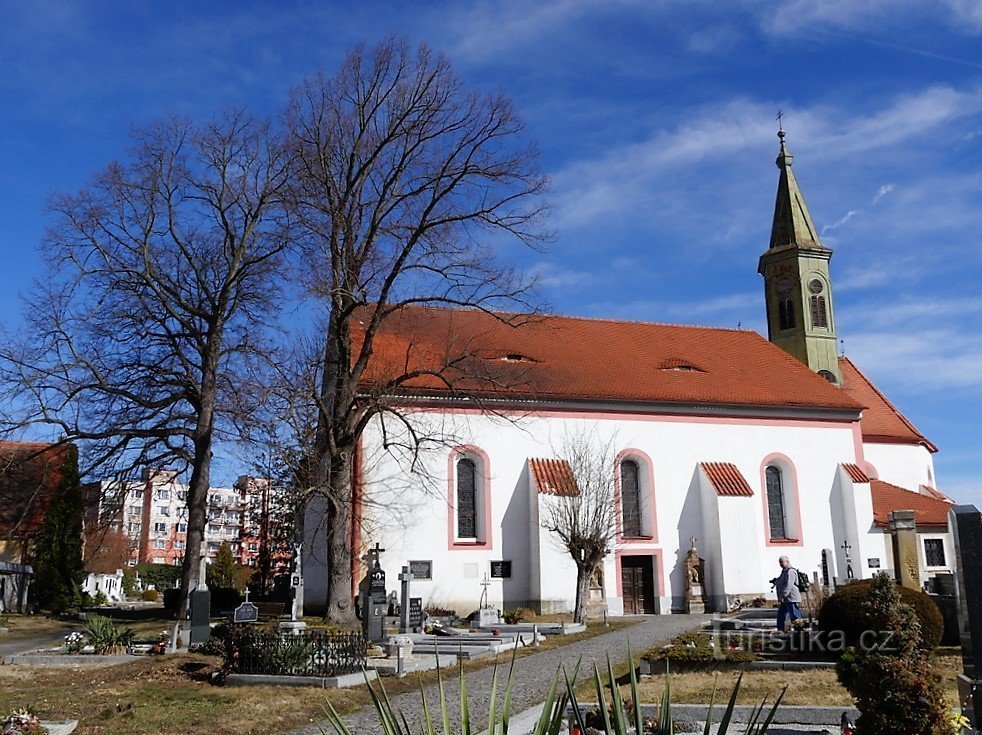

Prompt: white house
[303,134,954,616]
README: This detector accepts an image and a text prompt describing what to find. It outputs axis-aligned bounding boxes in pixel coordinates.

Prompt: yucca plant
[319,642,786,735]
[81,615,134,654]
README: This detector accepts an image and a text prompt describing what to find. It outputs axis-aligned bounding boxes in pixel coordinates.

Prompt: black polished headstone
[189,588,211,645]
[408,597,423,630]
[950,505,982,727]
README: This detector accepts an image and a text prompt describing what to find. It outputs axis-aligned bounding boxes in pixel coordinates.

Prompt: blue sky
[1,1,980,503]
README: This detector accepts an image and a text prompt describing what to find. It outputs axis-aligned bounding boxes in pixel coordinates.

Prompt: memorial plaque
[490,560,512,578]
[409,560,432,579]
[408,597,423,630]
[868,557,880,569]
[233,600,259,624]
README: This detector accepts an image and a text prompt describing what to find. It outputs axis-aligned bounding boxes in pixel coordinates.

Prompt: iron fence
[231,629,366,677]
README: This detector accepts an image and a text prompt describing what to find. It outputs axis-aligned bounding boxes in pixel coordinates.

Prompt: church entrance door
[620,555,655,614]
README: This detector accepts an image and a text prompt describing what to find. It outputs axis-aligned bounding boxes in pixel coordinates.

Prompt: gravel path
[283,614,710,735]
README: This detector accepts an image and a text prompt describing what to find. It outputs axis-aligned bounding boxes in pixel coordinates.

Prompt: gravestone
[477,574,500,627]
[821,548,836,591]
[888,510,920,589]
[233,589,259,624]
[408,597,423,630]
[280,544,308,635]
[398,566,414,633]
[362,555,387,643]
[189,553,211,645]
[951,505,982,729]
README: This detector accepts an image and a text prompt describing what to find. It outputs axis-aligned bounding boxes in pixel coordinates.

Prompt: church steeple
[759,131,841,384]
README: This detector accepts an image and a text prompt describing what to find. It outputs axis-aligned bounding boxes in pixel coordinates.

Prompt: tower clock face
[808,279,823,294]
[777,280,793,296]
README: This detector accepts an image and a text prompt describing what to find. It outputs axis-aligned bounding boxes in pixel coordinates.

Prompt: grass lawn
[0,617,636,734]
[631,654,963,708]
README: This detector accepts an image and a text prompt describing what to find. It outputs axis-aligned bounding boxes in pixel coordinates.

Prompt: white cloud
[872,184,895,204]
[528,262,597,289]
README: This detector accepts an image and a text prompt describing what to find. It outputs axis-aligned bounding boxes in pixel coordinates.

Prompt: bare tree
[541,430,620,624]
[0,111,293,616]
[285,37,548,623]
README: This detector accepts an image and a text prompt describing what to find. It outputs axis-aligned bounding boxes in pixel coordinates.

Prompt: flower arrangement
[61,631,85,654]
[2,709,48,735]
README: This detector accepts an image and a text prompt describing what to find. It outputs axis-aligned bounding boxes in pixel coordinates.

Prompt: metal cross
[841,541,852,556]
[776,109,784,132]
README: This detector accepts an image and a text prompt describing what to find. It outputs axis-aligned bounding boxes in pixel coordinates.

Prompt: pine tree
[32,450,85,613]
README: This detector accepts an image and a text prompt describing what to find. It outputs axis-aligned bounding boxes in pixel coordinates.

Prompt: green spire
[768,131,828,252]
[759,130,841,385]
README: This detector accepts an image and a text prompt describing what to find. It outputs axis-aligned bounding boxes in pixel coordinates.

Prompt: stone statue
[684,536,705,614]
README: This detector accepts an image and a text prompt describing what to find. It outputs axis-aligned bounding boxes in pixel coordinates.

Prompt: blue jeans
[777,601,802,631]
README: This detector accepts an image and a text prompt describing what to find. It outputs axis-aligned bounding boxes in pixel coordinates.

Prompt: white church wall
[863,442,937,491]
[353,408,863,616]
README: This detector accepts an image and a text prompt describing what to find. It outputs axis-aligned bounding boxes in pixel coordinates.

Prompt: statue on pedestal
[684,536,706,614]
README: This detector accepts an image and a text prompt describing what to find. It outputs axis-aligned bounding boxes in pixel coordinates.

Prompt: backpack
[793,568,810,594]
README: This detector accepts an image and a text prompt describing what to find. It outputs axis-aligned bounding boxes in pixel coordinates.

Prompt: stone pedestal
[685,583,705,614]
[278,620,308,636]
[888,510,920,590]
[478,608,500,628]
[385,635,414,660]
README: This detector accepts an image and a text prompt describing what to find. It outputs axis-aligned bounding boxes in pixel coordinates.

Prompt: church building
[303,134,956,616]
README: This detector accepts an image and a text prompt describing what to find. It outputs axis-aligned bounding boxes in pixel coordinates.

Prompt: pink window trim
[614,448,658,544]
[760,452,804,548]
[614,548,665,599]
[447,445,493,550]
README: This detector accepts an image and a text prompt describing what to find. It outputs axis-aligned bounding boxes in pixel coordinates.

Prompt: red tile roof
[920,485,955,504]
[841,463,871,484]
[700,462,754,496]
[837,357,936,451]
[0,442,75,555]
[529,458,578,496]
[356,306,865,413]
[871,479,951,528]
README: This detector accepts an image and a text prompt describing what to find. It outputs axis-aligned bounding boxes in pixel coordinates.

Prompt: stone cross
[197,550,209,591]
[290,542,305,621]
[398,565,414,633]
[480,574,492,610]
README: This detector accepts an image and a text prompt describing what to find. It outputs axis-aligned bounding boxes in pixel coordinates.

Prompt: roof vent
[658,357,705,373]
[501,353,536,363]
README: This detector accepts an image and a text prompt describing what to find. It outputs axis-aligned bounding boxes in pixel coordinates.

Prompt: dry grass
[0,614,75,641]
[631,654,963,707]
[0,617,637,734]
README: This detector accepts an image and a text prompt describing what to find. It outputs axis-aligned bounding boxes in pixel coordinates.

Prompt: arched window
[778,297,795,330]
[620,459,642,538]
[765,466,787,540]
[456,457,477,539]
[810,295,828,328]
[817,369,837,384]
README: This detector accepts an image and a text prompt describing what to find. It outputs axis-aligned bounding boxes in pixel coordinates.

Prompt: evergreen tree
[208,541,237,589]
[32,450,85,613]
[836,572,949,735]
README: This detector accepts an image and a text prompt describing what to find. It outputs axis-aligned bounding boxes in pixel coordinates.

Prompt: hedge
[818,579,943,650]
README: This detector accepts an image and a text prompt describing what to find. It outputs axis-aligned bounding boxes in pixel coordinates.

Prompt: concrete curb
[8,653,135,666]
[654,704,859,726]
[227,670,377,688]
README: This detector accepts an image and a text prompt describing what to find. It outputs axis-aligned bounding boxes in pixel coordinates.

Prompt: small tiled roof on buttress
[529,458,578,496]
[700,463,754,497]
[871,479,952,528]
[837,357,936,451]
[355,305,864,413]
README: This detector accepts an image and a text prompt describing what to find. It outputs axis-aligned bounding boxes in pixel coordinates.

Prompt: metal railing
[230,630,366,677]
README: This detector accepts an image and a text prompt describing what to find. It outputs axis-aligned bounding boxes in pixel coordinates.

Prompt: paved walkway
[0,631,70,663]
[284,614,710,735]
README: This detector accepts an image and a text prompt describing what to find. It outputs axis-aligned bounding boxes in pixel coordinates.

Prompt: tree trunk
[573,563,591,624]
[178,344,219,620]
[324,448,358,626]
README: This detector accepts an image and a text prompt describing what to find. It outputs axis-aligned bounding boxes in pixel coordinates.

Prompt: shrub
[141,588,159,602]
[834,573,949,735]
[819,579,943,650]
[502,607,535,624]
[92,591,108,607]
[81,615,134,654]
[424,605,456,618]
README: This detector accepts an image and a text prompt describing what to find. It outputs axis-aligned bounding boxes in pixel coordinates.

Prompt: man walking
[770,555,802,632]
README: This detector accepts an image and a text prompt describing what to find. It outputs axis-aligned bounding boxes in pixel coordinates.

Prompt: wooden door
[621,565,645,615]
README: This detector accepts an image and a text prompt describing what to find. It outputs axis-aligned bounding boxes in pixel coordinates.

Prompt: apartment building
[85,469,285,568]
